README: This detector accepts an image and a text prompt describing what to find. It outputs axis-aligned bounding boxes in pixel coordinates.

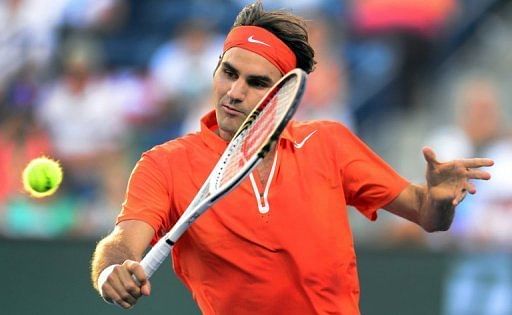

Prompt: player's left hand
[422,146,494,206]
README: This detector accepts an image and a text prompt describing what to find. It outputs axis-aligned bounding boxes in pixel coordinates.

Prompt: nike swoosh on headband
[248,35,270,47]
[294,130,317,149]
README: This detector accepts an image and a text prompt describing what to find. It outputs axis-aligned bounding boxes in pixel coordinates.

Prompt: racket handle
[140,237,173,279]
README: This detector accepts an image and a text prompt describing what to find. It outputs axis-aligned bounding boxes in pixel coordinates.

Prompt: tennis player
[91,2,494,313]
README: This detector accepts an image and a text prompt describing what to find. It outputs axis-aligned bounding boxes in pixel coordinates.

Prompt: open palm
[423,147,494,206]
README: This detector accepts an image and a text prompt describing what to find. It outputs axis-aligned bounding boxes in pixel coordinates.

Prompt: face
[212,47,282,141]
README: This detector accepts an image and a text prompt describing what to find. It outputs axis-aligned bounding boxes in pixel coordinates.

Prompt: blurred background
[1,0,512,314]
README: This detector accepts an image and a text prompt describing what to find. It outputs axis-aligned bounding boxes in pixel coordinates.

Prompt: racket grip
[140,238,173,279]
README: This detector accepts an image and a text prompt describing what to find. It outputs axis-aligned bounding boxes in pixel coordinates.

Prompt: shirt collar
[199,110,295,153]
[199,110,228,154]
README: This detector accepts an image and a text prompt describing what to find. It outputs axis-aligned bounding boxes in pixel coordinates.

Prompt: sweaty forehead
[221,47,282,80]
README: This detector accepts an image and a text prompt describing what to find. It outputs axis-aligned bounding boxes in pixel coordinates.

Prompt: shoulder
[288,119,354,141]
[141,132,203,164]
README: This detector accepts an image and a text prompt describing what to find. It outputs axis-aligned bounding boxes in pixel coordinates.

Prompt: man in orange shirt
[90,2,494,314]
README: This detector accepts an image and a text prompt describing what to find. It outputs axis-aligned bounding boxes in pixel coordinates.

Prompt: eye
[249,79,270,89]
[223,68,237,79]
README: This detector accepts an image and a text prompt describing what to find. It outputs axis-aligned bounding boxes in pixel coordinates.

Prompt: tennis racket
[140,68,307,278]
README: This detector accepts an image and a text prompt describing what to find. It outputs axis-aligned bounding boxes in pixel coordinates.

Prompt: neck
[216,128,233,142]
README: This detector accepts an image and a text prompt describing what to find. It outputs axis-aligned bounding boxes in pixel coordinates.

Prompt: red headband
[223,26,297,74]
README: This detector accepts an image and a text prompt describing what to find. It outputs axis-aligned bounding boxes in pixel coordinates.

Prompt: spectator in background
[387,75,507,244]
[297,15,354,129]
[0,66,48,204]
[419,75,512,315]
[36,36,130,236]
[234,0,333,13]
[0,0,66,95]
[149,19,224,137]
[0,65,79,238]
[347,0,457,136]
[59,0,127,31]
[426,77,504,163]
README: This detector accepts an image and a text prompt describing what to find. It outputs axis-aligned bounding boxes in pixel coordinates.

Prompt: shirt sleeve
[116,148,174,243]
[331,124,409,220]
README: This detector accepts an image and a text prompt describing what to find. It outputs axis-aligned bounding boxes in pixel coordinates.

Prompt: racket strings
[242,78,295,156]
[217,76,297,188]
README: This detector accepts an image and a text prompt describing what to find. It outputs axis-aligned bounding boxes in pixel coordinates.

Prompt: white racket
[140,68,307,278]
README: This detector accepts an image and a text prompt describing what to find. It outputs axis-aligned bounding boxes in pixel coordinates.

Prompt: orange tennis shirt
[117,110,409,314]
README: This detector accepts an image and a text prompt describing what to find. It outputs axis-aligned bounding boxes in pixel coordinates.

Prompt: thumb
[141,280,151,296]
[422,146,438,168]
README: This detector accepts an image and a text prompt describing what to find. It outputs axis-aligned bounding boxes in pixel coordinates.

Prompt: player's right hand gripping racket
[140,68,307,279]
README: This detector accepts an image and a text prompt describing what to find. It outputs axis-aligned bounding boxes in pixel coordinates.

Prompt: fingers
[100,260,150,309]
[466,168,492,180]
[450,167,486,205]
[140,281,152,297]
[452,189,467,206]
[467,181,477,194]
[431,156,493,182]
[101,268,135,308]
[127,260,151,296]
[423,146,494,171]
[452,181,477,205]
[452,185,469,206]
[460,158,495,169]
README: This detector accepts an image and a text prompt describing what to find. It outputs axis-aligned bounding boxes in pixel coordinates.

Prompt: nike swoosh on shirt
[293,130,317,149]
[248,35,270,47]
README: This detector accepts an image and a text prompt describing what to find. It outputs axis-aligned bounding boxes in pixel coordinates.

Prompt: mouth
[221,104,245,116]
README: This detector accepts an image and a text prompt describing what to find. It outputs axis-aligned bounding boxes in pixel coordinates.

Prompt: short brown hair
[232,1,316,74]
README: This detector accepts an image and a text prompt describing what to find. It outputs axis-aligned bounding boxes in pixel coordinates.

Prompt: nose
[226,78,247,102]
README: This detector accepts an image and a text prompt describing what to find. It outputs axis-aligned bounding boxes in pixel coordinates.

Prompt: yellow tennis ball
[22,157,63,198]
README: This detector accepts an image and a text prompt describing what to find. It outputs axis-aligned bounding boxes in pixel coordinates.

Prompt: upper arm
[383,183,423,225]
[330,123,410,219]
[117,151,174,238]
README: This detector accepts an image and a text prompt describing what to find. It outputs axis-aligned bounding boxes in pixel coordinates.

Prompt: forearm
[91,235,137,291]
[91,220,155,292]
[385,183,455,233]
